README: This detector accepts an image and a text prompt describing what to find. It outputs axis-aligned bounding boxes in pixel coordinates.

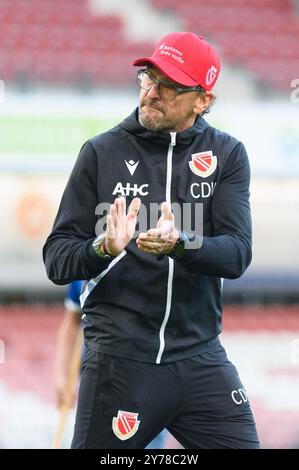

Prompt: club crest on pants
[112,410,140,440]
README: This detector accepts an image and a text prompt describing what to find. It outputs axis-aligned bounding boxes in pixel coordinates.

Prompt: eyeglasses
[136,69,206,101]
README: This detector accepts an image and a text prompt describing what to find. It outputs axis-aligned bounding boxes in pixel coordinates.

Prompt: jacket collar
[119,108,209,146]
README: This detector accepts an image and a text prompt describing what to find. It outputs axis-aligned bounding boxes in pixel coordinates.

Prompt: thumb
[160,201,174,221]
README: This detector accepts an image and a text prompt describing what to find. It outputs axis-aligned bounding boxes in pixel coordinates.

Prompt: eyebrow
[145,67,205,93]
[147,68,177,86]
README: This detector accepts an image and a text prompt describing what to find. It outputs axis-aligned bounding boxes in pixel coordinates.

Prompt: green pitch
[0,113,222,170]
[0,115,120,168]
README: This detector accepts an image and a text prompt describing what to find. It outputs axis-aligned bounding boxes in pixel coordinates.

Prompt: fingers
[139,232,162,242]
[137,238,163,248]
[137,231,175,256]
[115,196,126,223]
[139,247,161,255]
[147,221,173,239]
[137,235,173,246]
[106,214,115,239]
[146,228,161,238]
[110,203,117,228]
[136,241,173,255]
[127,197,141,219]
[107,198,175,246]
[136,240,162,254]
[111,196,126,239]
[107,196,140,244]
[126,197,141,241]
[129,197,141,212]
[112,196,141,219]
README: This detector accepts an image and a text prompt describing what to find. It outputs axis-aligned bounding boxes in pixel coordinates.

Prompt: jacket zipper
[156,132,176,364]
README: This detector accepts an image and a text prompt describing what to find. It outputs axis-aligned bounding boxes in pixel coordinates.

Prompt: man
[43,32,260,449]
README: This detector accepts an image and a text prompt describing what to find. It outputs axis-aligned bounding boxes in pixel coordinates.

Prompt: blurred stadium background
[0,0,299,449]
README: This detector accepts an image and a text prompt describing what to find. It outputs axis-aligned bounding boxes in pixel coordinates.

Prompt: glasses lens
[159,83,177,100]
[137,70,177,100]
[137,71,153,90]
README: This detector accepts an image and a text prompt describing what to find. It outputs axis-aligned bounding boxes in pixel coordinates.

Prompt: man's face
[138,67,208,133]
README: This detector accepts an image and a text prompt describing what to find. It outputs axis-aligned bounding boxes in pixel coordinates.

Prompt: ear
[193,91,215,116]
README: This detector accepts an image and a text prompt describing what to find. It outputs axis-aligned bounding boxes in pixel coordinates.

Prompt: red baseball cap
[133,32,221,91]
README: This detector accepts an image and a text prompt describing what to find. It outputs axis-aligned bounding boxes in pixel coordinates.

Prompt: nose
[147,82,161,99]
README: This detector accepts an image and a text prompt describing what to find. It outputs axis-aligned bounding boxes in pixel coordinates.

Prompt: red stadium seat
[0,0,297,91]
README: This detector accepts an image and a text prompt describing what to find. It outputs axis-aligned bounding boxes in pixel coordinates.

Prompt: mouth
[142,104,163,113]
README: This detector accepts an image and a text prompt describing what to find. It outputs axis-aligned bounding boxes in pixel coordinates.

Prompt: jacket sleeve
[42,141,111,285]
[172,142,252,279]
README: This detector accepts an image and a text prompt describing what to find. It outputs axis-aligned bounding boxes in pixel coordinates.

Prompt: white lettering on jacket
[112,182,149,197]
[231,388,248,405]
[190,182,216,199]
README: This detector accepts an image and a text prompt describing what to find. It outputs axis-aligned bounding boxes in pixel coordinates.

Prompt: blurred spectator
[54,280,82,410]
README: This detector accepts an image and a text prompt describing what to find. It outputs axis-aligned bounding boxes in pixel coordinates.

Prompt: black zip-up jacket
[43,108,252,364]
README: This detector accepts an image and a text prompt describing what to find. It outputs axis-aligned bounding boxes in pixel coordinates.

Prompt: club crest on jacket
[189,151,217,178]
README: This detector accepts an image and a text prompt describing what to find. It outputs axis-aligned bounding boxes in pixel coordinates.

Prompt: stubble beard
[138,103,176,132]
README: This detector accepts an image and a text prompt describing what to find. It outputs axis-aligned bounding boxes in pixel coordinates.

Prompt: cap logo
[206,65,218,86]
[189,151,217,178]
[112,410,140,441]
[158,42,184,64]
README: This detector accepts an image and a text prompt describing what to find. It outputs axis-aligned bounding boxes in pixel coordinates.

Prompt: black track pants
[71,341,260,449]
